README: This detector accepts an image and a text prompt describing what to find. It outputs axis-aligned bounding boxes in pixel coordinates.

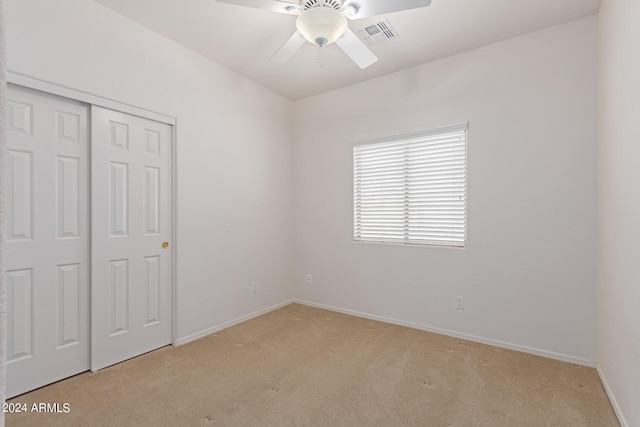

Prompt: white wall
[1,0,8,422]
[597,1,640,426]
[5,0,294,341]
[293,17,598,365]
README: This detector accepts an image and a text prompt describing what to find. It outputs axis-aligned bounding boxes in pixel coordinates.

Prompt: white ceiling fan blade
[270,31,307,63]
[216,0,300,15]
[336,28,378,69]
[343,0,431,19]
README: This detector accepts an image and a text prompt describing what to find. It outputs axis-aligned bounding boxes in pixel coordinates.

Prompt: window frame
[352,123,468,248]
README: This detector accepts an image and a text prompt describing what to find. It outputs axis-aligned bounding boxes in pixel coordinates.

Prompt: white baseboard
[174,297,596,367]
[295,299,596,368]
[597,366,630,427]
[175,299,294,346]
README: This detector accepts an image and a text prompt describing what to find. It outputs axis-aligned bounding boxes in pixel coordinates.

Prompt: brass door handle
[162,242,169,249]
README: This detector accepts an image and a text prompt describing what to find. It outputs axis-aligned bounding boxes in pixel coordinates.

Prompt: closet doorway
[5,82,175,398]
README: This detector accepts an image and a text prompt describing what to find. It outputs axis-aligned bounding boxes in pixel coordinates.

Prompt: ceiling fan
[216,0,432,69]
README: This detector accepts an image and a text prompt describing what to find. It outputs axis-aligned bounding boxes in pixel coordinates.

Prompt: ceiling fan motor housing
[296,0,348,47]
[302,0,342,11]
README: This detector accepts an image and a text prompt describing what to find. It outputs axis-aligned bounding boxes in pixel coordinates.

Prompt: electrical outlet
[456,296,464,310]
[250,282,257,294]
[306,273,313,284]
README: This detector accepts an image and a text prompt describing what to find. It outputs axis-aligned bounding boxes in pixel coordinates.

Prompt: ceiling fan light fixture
[296,7,347,47]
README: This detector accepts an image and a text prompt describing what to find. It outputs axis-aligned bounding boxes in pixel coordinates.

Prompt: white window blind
[353,124,467,247]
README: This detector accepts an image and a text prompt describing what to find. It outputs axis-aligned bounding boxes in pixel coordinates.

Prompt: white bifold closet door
[5,85,90,398]
[90,106,173,371]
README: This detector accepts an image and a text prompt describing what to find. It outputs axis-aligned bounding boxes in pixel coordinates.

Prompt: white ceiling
[92,0,600,100]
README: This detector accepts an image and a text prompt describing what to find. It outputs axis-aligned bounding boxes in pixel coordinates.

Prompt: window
[353,123,467,247]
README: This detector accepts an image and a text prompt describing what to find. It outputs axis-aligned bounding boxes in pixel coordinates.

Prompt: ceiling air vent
[355,18,399,47]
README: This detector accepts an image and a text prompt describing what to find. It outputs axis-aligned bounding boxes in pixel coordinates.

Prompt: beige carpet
[7,304,618,426]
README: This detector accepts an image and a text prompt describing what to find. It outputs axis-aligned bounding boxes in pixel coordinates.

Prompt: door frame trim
[7,72,180,356]
[8,72,176,125]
